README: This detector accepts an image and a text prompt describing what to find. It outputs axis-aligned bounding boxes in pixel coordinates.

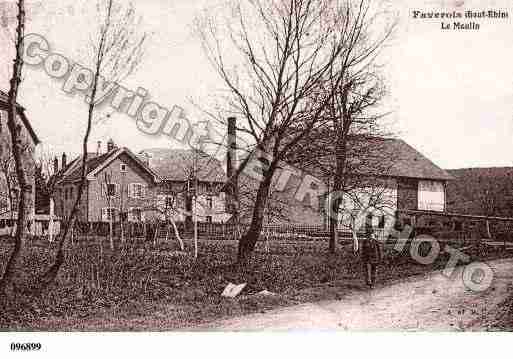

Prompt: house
[139,148,230,224]
[53,142,230,224]
[0,90,40,232]
[327,137,454,230]
[53,139,160,223]
[230,135,453,230]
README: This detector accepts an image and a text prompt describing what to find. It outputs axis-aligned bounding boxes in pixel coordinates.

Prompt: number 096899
[10,343,42,351]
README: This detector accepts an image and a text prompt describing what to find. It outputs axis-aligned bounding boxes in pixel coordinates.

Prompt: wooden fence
[57,220,489,245]
[70,221,369,243]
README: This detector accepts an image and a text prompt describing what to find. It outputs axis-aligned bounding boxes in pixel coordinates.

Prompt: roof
[367,138,454,181]
[60,151,112,182]
[289,135,453,182]
[0,89,40,144]
[56,147,160,184]
[140,148,227,183]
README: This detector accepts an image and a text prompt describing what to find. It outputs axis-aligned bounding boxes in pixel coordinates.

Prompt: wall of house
[396,178,446,213]
[397,178,419,211]
[153,181,229,223]
[88,153,156,222]
[53,181,88,221]
[237,170,325,226]
[0,109,36,229]
[334,180,398,231]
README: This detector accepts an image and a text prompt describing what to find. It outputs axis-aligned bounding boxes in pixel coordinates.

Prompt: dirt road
[197,258,513,331]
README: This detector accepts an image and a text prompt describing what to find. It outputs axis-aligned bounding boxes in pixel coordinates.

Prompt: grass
[491,284,513,331]
[0,235,511,330]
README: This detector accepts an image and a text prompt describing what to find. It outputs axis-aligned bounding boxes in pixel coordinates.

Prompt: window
[64,187,73,200]
[105,183,117,197]
[165,196,174,208]
[206,182,215,194]
[129,207,143,222]
[101,207,118,222]
[418,180,445,212]
[129,183,146,199]
[120,164,127,172]
[378,215,385,229]
[206,196,213,209]
[206,216,212,223]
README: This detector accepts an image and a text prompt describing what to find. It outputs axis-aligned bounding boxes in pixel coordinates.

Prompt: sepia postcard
[0,0,512,357]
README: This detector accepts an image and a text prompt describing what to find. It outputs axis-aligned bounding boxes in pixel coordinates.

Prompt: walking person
[360,213,384,288]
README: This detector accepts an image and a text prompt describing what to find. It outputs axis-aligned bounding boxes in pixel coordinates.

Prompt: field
[1,235,512,330]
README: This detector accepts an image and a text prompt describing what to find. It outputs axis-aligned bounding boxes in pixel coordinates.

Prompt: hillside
[446,167,513,218]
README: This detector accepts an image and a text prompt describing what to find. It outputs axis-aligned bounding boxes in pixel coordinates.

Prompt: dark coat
[360,228,383,264]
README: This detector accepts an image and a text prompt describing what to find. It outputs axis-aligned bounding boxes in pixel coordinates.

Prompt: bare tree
[197,0,351,264]
[144,184,185,251]
[289,0,396,253]
[0,0,30,295]
[40,0,146,287]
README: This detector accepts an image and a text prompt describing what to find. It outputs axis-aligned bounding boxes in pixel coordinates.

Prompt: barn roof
[366,138,453,181]
[290,135,453,182]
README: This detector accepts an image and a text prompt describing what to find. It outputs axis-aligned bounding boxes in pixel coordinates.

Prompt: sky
[1,0,513,170]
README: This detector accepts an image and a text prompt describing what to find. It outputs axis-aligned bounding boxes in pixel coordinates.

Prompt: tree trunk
[237,168,274,265]
[108,202,113,250]
[328,193,342,254]
[49,198,54,242]
[193,197,198,258]
[170,219,184,250]
[328,164,344,254]
[0,0,27,296]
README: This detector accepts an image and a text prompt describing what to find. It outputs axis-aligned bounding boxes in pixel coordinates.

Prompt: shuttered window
[101,183,119,198]
[129,183,146,199]
[128,207,144,222]
[101,207,118,221]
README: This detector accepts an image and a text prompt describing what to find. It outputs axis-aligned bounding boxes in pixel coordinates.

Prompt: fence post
[485,219,491,239]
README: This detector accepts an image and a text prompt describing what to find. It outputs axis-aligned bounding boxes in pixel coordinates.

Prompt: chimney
[226,117,238,214]
[96,140,102,156]
[107,138,115,152]
[61,152,67,169]
[53,156,58,174]
[139,151,150,166]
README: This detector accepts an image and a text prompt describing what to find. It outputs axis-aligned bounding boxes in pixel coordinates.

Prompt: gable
[58,148,160,185]
[92,153,156,185]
